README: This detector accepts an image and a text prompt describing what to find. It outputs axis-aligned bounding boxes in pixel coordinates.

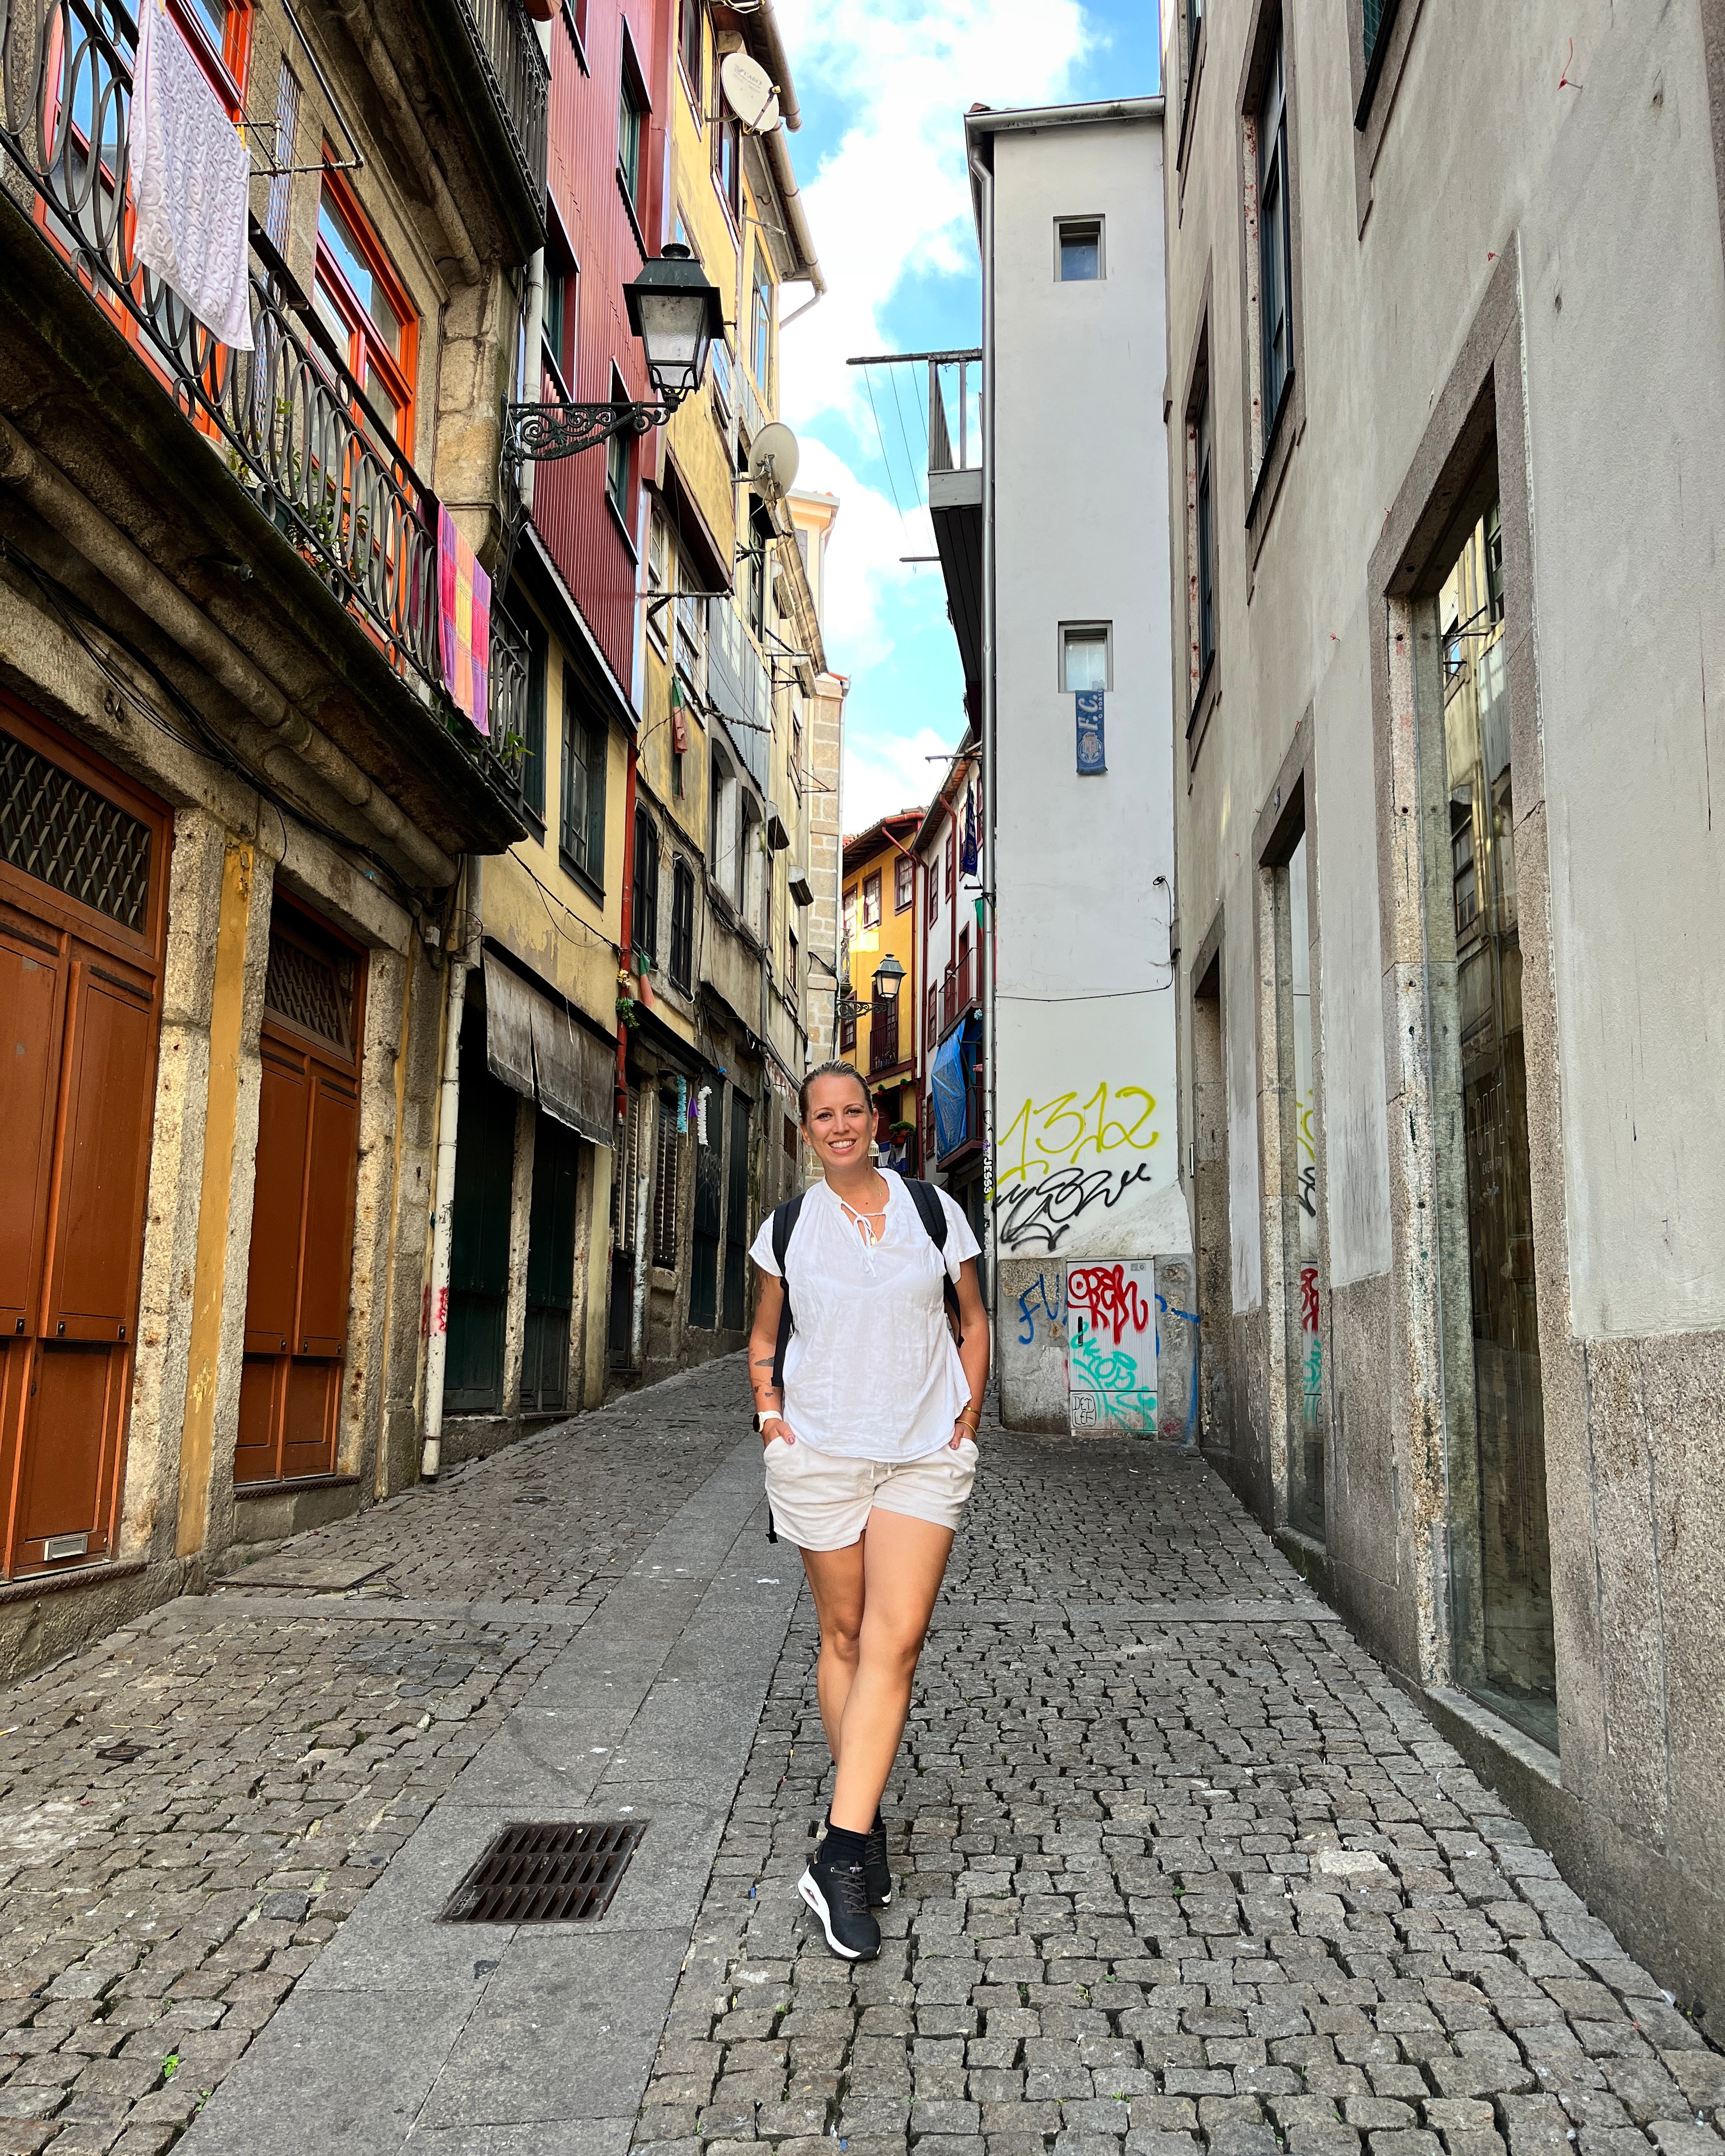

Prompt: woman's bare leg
[797,1539,868,1761]
[828,1509,954,1831]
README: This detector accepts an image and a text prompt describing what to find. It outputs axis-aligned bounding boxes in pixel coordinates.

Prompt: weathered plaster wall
[1164,0,1725,2033]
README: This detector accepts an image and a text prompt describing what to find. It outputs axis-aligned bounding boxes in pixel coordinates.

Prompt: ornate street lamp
[871,955,905,1003]
[507,245,725,464]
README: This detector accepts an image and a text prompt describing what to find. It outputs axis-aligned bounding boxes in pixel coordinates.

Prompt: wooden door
[521,1112,578,1413]
[0,702,169,1578]
[444,1013,516,1413]
[233,898,366,1485]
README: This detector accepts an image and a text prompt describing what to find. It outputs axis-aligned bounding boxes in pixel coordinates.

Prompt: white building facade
[951,100,1196,1436]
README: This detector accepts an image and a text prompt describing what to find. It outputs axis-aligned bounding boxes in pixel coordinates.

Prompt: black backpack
[768,1177,962,1393]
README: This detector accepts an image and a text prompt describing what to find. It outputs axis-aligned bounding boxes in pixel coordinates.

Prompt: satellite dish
[748,420,800,504]
[720,50,781,133]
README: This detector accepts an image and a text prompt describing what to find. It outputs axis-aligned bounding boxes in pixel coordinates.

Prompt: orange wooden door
[233,899,365,1486]
[0,700,168,1579]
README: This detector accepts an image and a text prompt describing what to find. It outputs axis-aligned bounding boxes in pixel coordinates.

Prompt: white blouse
[749,1173,981,1462]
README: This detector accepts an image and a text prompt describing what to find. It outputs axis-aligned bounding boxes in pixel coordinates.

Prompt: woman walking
[748,1060,990,1962]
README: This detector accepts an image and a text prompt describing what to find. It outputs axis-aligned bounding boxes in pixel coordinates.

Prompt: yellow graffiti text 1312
[994,1084,1159,1189]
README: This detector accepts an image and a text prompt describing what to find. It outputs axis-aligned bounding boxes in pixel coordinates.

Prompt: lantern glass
[872,955,905,1003]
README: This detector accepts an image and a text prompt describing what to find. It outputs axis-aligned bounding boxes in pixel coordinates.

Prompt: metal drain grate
[438,1821,648,1924]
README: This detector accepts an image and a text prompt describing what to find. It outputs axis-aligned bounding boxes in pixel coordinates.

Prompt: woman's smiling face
[802,1071,874,1174]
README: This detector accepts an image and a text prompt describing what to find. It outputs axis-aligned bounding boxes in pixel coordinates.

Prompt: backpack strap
[768,1192,804,1391]
[902,1177,963,1330]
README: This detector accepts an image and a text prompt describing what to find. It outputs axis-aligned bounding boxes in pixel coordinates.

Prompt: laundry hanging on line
[130,0,254,351]
[438,507,492,735]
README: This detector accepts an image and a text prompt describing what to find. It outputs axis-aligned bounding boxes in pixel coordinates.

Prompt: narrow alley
[1,1360,1717,2156]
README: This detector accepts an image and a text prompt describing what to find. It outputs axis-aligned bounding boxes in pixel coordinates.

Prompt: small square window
[1060,622,1112,693]
[1057,218,1103,281]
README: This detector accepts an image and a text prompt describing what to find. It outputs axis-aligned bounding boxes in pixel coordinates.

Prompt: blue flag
[960,784,978,876]
[1075,690,1106,774]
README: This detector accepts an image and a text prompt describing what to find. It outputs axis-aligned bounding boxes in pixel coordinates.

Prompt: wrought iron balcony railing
[452,0,549,213]
[0,0,526,816]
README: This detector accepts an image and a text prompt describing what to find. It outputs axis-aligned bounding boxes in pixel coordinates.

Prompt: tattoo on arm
[751,1355,775,1368]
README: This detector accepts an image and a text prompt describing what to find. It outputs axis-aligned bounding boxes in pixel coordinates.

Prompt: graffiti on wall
[1016,1269,1067,1344]
[996,1161,1157,1253]
[1067,1259,1157,1433]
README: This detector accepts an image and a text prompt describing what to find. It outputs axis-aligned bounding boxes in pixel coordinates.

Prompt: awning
[483,949,614,1148]
[530,992,615,1147]
[483,952,536,1097]
[932,1026,971,1160]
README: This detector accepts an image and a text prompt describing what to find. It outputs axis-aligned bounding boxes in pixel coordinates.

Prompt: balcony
[0,0,527,833]
[448,0,550,222]
[940,948,976,1038]
[926,354,983,700]
[868,1002,901,1076]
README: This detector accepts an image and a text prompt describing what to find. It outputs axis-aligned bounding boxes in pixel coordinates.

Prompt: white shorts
[763,1435,979,1551]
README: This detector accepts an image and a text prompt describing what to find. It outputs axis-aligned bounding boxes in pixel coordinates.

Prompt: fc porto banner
[1075,689,1106,774]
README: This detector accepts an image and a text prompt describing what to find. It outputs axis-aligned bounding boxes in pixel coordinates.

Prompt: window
[861,872,881,929]
[926,856,938,925]
[840,1000,857,1053]
[652,1100,679,1269]
[314,173,417,452]
[633,807,659,963]
[895,854,914,912]
[561,701,607,889]
[843,887,857,942]
[542,244,577,396]
[1057,218,1103,281]
[1361,0,1390,69]
[647,514,669,651]
[1184,0,1204,109]
[785,927,798,1016]
[176,0,253,108]
[1257,33,1293,439]
[678,0,703,106]
[1061,622,1112,692]
[606,371,632,523]
[945,829,954,901]
[712,115,740,220]
[618,56,645,208]
[1196,380,1216,684]
[791,710,803,798]
[750,250,772,389]
[521,613,548,820]
[926,983,937,1044]
[670,858,695,991]
[263,62,300,249]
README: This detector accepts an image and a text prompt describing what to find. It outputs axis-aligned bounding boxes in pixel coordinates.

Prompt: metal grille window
[1257,34,1293,440]
[1196,379,1217,681]
[652,1099,679,1268]
[1,730,152,930]
[670,858,695,992]
[264,923,355,1056]
[614,1087,639,1248]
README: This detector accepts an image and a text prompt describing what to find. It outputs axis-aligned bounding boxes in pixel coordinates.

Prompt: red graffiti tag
[1299,1265,1320,1335]
[1067,1264,1152,1346]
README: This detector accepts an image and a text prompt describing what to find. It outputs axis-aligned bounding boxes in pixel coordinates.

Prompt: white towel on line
[131,0,254,351]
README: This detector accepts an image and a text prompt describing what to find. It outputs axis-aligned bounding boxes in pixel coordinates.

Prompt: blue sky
[772,1,1164,830]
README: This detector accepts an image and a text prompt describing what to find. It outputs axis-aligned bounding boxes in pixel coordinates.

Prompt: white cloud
[772,1,1092,678]
[775,0,1092,435]
[843,723,961,838]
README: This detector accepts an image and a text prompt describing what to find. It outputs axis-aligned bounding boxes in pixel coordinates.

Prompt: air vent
[438,1821,647,1925]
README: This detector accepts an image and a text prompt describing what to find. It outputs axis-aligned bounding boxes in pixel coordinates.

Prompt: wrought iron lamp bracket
[506,391,686,464]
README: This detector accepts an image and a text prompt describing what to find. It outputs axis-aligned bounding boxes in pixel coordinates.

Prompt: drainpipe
[519,247,545,514]
[971,145,999,1324]
[420,884,474,1481]
[617,737,638,1121]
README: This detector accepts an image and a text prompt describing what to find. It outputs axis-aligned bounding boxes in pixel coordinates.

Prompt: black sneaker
[797,1851,880,1962]
[863,1810,892,1908]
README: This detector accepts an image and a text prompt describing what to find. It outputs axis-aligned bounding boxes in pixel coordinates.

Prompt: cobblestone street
[2,1359,1720,2156]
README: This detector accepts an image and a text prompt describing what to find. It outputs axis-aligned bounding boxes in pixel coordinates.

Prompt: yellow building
[841,812,925,1174]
